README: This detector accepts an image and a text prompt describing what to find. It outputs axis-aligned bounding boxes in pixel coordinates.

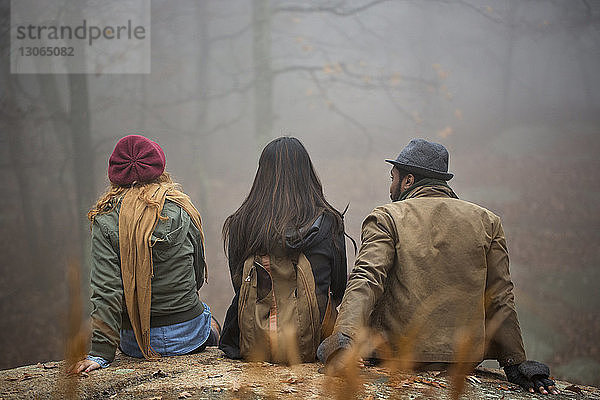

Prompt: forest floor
[1,348,599,400]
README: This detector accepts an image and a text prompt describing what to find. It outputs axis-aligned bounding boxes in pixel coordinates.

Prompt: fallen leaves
[5,372,42,382]
[437,126,454,139]
[497,384,519,391]
[564,384,583,394]
[152,369,167,379]
[281,377,304,384]
[113,368,135,374]
[35,362,59,370]
[412,377,448,388]
[178,391,193,399]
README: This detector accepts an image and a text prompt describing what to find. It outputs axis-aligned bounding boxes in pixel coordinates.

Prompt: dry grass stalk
[56,260,89,399]
[449,327,478,400]
[281,324,301,366]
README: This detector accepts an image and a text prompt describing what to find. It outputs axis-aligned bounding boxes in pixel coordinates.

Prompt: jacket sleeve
[319,208,396,362]
[218,292,242,359]
[218,234,243,359]
[188,220,207,290]
[484,218,527,367]
[89,219,123,363]
[331,222,348,306]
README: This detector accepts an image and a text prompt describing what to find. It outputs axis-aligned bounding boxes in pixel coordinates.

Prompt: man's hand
[69,359,101,374]
[504,361,558,395]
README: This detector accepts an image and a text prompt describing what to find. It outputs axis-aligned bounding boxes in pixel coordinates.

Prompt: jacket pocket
[151,215,185,262]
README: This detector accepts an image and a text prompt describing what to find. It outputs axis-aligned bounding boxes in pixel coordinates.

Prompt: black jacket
[218,211,348,359]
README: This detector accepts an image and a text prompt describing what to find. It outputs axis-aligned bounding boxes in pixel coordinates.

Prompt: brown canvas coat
[328,183,526,367]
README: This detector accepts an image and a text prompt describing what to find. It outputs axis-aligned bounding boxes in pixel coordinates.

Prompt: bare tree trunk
[68,73,94,250]
[0,13,40,282]
[501,2,518,125]
[252,0,273,147]
[63,0,94,306]
[192,1,211,214]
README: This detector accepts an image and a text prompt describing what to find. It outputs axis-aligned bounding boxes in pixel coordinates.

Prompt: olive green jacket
[321,183,526,367]
[89,200,206,362]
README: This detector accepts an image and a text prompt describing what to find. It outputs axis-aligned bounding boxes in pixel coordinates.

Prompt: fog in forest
[1,0,599,385]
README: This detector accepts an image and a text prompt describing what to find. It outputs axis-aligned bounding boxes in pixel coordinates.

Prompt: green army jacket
[323,183,526,367]
[89,199,206,362]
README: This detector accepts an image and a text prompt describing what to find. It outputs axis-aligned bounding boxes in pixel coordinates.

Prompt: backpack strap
[321,291,337,339]
[259,255,278,357]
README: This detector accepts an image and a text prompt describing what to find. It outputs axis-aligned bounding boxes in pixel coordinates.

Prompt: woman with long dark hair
[219,136,349,361]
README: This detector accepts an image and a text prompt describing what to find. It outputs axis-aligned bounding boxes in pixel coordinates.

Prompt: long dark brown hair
[223,136,344,272]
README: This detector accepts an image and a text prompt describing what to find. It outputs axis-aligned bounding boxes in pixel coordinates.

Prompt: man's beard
[390,186,402,202]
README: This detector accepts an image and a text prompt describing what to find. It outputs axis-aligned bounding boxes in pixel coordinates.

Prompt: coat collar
[399,178,459,201]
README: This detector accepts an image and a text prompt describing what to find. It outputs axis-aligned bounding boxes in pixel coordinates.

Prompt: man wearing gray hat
[317,139,557,395]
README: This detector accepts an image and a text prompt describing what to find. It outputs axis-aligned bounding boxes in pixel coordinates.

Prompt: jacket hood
[285,213,327,251]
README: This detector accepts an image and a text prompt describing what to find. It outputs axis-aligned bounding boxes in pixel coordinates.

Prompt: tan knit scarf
[118,183,205,360]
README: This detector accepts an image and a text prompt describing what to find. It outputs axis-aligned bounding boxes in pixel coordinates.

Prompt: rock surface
[1,348,598,399]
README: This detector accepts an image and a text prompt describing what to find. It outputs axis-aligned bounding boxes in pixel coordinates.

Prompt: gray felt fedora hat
[385,138,454,181]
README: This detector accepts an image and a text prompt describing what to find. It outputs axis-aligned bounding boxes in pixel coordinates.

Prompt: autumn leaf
[438,126,453,138]
[413,377,446,388]
[152,369,167,378]
[281,377,304,384]
[178,391,193,399]
[16,373,41,381]
[412,111,423,125]
[564,384,583,394]
[437,69,449,80]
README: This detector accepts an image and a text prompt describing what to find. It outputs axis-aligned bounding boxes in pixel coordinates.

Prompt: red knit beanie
[108,135,166,186]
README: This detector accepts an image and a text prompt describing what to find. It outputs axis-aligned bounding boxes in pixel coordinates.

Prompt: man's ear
[403,173,415,189]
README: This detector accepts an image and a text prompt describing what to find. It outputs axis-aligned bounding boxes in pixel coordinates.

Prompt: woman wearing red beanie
[72,135,219,372]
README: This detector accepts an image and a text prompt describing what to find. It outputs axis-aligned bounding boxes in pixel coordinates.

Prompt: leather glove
[504,360,558,394]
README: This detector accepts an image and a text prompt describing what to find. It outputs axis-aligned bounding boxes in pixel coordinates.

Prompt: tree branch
[209,24,252,43]
[274,0,391,16]
[307,70,373,153]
